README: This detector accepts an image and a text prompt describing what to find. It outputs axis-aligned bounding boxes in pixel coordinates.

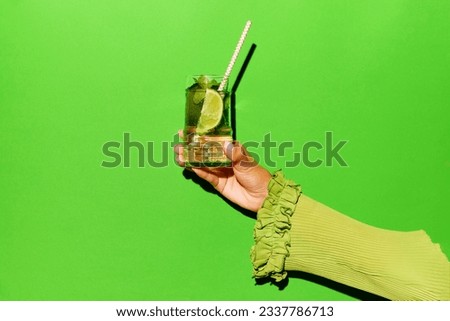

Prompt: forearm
[285,195,450,300]
[251,172,450,300]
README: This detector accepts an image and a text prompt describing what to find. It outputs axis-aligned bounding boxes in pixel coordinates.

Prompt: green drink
[184,75,232,167]
[183,21,252,167]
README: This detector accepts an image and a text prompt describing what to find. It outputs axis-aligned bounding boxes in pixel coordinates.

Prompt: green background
[1,0,449,300]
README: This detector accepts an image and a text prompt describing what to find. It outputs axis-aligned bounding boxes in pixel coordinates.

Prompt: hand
[174,131,272,212]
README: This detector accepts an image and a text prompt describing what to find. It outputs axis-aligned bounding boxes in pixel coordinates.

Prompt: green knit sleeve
[250,171,450,300]
[284,194,450,300]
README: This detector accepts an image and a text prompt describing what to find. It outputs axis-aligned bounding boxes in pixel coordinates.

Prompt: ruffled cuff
[250,170,301,282]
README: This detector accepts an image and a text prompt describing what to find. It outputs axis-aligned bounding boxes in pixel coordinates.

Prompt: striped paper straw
[218,20,252,92]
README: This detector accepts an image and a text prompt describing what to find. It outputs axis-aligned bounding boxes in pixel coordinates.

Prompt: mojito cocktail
[184,75,232,167]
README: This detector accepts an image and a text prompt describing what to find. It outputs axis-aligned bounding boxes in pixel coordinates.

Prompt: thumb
[224,141,257,170]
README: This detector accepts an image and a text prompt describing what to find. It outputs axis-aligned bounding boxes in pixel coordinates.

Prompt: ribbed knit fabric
[284,194,450,300]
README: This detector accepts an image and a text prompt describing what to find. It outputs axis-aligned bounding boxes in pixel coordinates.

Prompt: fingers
[174,129,187,167]
[174,143,185,167]
[175,143,217,189]
[174,133,219,188]
[177,134,257,171]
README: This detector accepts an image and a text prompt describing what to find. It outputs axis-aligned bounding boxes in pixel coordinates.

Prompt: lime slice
[197,89,223,134]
